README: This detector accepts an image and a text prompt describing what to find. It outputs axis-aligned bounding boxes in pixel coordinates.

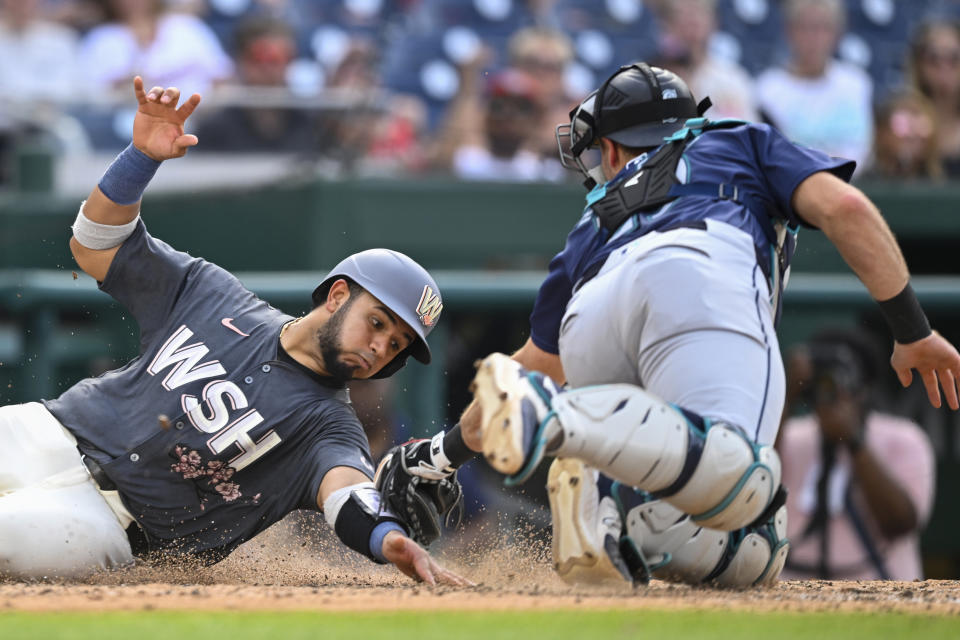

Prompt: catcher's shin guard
[618,489,789,587]
[549,385,781,531]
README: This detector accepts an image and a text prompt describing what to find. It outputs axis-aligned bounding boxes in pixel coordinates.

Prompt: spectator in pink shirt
[777,328,936,580]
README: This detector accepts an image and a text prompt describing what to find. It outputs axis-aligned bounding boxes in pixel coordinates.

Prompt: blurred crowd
[3,0,960,184]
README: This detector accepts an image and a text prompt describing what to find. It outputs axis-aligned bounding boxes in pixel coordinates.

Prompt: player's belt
[80,449,152,556]
[576,219,710,291]
[80,452,118,491]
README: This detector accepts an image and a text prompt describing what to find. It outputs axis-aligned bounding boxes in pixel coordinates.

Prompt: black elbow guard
[324,482,407,563]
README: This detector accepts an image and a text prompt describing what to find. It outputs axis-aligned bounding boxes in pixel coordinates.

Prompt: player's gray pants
[0,403,133,579]
[558,219,785,447]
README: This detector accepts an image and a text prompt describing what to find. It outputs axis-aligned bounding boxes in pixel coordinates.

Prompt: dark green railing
[4,268,960,425]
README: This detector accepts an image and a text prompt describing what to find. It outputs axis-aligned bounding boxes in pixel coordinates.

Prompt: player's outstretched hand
[131,75,201,162]
[891,331,960,410]
[381,530,474,587]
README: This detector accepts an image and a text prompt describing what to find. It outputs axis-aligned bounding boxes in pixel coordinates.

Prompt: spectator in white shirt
[656,0,759,122]
[756,0,873,171]
[78,0,232,96]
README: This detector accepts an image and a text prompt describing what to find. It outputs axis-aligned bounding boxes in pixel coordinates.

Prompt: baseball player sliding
[399,63,960,588]
[0,77,468,586]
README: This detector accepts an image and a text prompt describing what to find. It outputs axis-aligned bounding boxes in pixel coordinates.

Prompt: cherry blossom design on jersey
[170,445,241,502]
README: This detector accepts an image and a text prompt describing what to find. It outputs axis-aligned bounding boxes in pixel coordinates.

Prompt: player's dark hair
[313,277,366,308]
[344,278,365,300]
[908,20,960,102]
[612,140,658,158]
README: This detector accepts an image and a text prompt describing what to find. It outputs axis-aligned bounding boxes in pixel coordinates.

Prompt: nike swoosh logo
[221,317,250,337]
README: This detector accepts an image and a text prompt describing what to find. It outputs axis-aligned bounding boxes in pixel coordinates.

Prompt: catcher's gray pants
[558,219,785,447]
[0,402,133,579]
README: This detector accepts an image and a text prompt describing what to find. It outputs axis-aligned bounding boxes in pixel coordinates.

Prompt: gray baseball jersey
[43,222,374,560]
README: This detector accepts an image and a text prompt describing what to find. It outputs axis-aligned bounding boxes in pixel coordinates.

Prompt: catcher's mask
[312,249,442,379]
[556,62,710,189]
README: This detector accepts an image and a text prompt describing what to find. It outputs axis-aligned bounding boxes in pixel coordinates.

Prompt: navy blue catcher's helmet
[556,62,711,187]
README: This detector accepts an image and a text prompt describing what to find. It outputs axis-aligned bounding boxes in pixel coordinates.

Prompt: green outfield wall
[1,179,957,274]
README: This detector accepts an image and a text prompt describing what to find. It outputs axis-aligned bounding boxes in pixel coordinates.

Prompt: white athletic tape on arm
[323,483,368,528]
[324,481,406,562]
[72,201,140,250]
[323,481,402,527]
[429,432,453,472]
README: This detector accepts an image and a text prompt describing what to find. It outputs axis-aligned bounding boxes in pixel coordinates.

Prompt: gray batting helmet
[312,249,442,378]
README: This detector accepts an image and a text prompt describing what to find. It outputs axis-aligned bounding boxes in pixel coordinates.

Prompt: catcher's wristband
[443,423,478,468]
[877,283,931,344]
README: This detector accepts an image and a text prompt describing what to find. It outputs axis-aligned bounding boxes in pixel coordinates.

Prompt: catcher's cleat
[473,353,562,484]
[548,458,643,587]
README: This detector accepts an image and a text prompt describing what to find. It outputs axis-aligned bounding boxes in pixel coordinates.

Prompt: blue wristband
[369,521,406,563]
[97,143,161,205]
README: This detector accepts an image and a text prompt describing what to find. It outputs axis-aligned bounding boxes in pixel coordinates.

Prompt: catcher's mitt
[374,438,463,547]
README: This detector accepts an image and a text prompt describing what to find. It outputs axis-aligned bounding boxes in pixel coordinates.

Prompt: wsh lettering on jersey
[147,324,280,471]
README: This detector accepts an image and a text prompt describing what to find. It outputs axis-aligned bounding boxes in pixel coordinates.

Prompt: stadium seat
[715,0,786,75]
[380,32,470,130]
[552,0,660,76]
[67,106,135,152]
[409,0,533,36]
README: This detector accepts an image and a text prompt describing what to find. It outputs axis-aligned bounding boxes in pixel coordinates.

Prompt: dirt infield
[4,578,960,615]
[2,517,958,615]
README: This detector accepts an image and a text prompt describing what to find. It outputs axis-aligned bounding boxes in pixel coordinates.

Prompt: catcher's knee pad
[621,493,789,588]
[551,385,780,531]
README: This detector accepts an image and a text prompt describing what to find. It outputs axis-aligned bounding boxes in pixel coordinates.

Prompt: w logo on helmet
[416,285,443,327]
